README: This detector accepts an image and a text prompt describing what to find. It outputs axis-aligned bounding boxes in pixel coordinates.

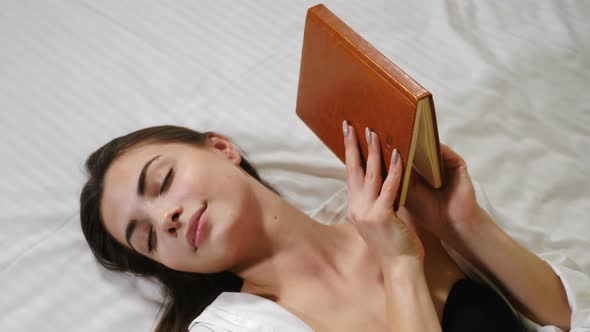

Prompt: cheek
[210,196,259,253]
[170,169,209,203]
[181,158,228,193]
[199,204,248,265]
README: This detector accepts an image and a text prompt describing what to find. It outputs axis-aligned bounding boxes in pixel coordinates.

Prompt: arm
[341,123,441,331]
[447,207,572,330]
[402,144,572,329]
[383,256,442,332]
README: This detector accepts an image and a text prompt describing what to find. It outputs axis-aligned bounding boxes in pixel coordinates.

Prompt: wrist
[382,255,425,281]
[446,205,490,244]
[442,207,498,265]
[457,206,492,237]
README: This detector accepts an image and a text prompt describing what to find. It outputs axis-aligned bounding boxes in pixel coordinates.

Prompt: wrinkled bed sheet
[0,1,588,331]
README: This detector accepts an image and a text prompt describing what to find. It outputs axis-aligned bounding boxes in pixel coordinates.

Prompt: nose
[160,205,183,235]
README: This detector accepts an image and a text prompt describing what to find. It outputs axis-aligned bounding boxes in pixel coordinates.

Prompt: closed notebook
[295,3,444,209]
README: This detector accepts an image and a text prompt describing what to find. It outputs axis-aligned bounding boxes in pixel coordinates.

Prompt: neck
[229,180,366,302]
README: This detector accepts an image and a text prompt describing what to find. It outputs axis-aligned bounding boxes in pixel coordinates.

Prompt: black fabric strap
[442,278,526,332]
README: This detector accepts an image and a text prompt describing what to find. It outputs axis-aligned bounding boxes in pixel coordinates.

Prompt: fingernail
[365,127,371,145]
[391,149,399,165]
[342,120,349,137]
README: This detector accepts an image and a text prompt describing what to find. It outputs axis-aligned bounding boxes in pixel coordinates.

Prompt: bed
[1,1,588,331]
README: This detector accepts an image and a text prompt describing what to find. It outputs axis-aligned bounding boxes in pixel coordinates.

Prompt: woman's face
[100,135,258,273]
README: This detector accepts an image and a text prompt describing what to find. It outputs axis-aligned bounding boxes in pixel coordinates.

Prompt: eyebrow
[137,155,161,196]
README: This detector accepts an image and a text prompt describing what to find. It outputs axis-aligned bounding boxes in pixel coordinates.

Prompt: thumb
[440,144,473,187]
[440,144,466,170]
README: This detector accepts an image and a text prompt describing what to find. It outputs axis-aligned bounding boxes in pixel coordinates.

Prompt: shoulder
[188,291,315,332]
[187,294,239,332]
[189,323,224,332]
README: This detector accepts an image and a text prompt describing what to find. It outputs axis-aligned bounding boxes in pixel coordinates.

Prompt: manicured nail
[365,127,371,145]
[342,120,349,137]
[391,149,399,165]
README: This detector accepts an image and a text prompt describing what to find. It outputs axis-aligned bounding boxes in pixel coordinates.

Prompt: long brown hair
[80,125,281,332]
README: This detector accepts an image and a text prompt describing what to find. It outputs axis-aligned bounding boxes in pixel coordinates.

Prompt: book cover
[295,3,444,209]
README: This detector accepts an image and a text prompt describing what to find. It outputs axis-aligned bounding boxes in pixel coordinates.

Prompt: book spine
[309,4,429,103]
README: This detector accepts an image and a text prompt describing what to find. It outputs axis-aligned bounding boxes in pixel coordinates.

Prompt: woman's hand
[402,145,573,329]
[398,144,483,243]
[342,120,424,266]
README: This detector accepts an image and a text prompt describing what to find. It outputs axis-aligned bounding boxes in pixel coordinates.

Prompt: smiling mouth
[186,203,207,250]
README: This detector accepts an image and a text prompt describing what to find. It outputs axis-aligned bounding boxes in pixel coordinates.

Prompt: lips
[186,203,207,250]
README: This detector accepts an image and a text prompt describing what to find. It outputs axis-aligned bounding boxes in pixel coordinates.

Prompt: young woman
[80,123,572,332]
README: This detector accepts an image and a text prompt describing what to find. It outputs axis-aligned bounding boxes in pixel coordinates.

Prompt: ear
[206,133,242,165]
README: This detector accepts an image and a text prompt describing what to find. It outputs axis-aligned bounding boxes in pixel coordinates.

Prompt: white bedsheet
[0,1,588,331]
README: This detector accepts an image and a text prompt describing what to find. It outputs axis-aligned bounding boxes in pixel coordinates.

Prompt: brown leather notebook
[295,3,444,209]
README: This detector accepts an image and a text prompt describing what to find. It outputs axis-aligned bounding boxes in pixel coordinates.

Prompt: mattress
[0,1,588,331]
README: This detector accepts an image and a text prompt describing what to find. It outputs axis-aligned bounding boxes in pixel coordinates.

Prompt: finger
[377,149,403,210]
[440,143,466,169]
[343,121,364,192]
[364,128,383,200]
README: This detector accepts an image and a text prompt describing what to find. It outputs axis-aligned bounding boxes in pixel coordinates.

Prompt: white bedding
[0,1,588,331]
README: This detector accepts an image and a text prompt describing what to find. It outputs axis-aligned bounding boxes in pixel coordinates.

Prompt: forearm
[383,257,442,332]
[448,207,571,330]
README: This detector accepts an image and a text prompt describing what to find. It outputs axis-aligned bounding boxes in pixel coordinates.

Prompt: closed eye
[147,227,154,252]
[160,168,174,195]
